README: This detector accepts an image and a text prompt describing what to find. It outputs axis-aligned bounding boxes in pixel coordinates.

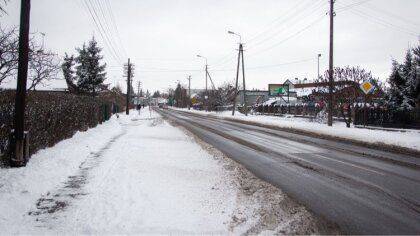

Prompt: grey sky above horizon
[1,0,419,93]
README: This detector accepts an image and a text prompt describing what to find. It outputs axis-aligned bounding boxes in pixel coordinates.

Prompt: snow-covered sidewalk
[175,108,420,152]
[0,109,333,234]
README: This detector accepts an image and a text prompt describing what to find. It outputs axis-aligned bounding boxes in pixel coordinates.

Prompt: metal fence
[253,104,323,117]
[354,106,420,129]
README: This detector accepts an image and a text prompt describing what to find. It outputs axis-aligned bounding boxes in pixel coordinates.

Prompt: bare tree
[215,80,236,106]
[0,26,19,85]
[315,66,382,127]
[112,82,122,94]
[28,48,61,91]
[0,0,9,15]
[1,27,61,90]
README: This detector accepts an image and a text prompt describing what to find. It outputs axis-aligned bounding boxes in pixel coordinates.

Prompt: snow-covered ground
[175,108,420,152]
[0,109,332,234]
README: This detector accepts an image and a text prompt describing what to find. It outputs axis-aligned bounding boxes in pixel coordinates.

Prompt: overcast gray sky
[1,0,419,93]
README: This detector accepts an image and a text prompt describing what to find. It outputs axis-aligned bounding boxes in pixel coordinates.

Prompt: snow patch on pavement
[0,117,123,234]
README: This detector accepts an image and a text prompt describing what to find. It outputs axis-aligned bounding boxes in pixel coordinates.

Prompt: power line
[212,1,324,70]
[108,56,318,73]
[247,14,326,57]
[91,0,123,57]
[210,1,327,71]
[335,0,371,12]
[87,0,124,62]
[81,0,122,64]
[347,7,418,36]
[335,0,418,36]
[81,0,124,65]
[247,0,311,43]
[247,57,317,70]
[209,50,237,68]
[101,0,128,58]
[105,0,128,58]
[361,2,420,27]
[248,0,325,48]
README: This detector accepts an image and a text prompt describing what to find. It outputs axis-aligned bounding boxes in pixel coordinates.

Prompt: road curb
[216,116,420,168]
[166,108,420,169]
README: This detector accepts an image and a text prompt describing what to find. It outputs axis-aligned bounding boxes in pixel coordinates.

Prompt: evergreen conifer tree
[410,46,420,104]
[75,37,107,96]
[401,49,413,79]
[387,48,417,109]
[62,53,75,82]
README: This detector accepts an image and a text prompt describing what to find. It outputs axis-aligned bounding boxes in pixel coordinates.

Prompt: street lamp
[196,54,207,65]
[228,31,241,44]
[228,30,247,116]
[318,53,321,80]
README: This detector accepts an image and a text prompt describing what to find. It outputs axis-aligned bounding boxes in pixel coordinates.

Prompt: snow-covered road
[0,109,333,234]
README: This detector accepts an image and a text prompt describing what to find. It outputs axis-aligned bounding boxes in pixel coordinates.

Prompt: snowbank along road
[0,110,337,234]
[157,108,420,235]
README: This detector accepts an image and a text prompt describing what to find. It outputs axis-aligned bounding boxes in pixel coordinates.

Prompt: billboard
[268,84,289,96]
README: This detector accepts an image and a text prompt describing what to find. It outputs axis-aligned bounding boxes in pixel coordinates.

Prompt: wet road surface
[158,109,420,235]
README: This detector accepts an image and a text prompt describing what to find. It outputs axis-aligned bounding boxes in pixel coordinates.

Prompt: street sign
[268,84,289,96]
[360,81,374,94]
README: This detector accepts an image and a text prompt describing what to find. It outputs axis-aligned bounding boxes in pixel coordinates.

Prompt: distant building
[236,78,359,106]
[236,90,269,106]
[189,89,206,96]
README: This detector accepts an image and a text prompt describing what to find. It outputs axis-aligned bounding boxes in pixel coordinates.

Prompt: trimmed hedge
[0,90,121,163]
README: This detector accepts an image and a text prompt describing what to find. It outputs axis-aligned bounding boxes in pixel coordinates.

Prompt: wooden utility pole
[241,44,247,116]
[328,0,335,126]
[126,58,131,115]
[187,75,191,110]
[232,44,241,116]
[137,80,141,106]
[11,0,31,167]
[205,64,208,111]
[205,65,208,95]
[232,43,247,116]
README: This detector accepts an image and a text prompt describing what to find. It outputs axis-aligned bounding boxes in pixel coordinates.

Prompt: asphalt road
[157,109,420,235]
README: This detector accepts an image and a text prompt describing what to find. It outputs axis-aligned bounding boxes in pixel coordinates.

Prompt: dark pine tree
[410,45,420,104]
[152,90,161,98]
[387,50,416,110]
[75,37,107,96]
[62,53,79,93]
